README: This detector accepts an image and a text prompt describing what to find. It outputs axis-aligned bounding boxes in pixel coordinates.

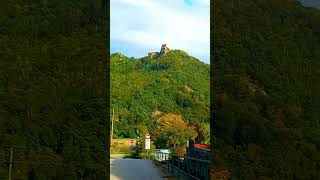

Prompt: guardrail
[154,149,171,162]
[153,149,210,180]
[167,162,200,180]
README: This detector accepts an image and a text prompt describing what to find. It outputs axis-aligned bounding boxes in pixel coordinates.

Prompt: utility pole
[111,108,114,144]
[8,148,13,180]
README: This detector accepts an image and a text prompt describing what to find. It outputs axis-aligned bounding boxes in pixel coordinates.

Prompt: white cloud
[111,0,210,63]
[114,0,155,8]
[196,0,210,6]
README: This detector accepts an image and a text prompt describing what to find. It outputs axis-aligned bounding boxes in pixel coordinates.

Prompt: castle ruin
[148,44,170,58]
[160,44,170,55]
[148,52,157,58]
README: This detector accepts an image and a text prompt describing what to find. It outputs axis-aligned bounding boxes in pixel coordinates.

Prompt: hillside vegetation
[111,50,210,145]
[212,0,320,179]
[0,0,108,179]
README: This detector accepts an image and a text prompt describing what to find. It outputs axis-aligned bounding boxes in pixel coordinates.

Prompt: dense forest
[0,0,108,179]
[212,0,320,179]
[110,50,210,145]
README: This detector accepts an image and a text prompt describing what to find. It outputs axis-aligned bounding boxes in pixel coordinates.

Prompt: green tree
[153,113,197,148]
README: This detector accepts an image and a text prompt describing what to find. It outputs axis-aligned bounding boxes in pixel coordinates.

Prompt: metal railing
[166,162,200,180]
[153,149,202,180]
[154,149,171,162]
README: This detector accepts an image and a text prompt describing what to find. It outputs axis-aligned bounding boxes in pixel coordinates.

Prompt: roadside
[111,138,133,155]
[153,161,179,180]
[110,154,125,159]
[111,138,181,179]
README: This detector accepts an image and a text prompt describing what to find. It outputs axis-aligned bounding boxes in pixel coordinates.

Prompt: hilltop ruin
[148,44,170,58]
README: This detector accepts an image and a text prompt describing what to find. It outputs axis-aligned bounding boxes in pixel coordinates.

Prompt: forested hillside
[0,0,108,179]
[111,50,210,144]
[212,0,320,179]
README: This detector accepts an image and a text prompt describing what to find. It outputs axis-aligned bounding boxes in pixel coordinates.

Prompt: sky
[110,0,210,64]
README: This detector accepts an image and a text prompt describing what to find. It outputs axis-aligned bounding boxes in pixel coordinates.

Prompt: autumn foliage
[153,113,197,148]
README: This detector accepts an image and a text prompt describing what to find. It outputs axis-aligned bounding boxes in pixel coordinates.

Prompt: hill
[212,0,320,179]
[110,50,210,144]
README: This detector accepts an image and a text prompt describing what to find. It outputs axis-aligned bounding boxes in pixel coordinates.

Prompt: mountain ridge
[111,49,209,65]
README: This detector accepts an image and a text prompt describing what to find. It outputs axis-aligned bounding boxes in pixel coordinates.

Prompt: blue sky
[111,0,210,64]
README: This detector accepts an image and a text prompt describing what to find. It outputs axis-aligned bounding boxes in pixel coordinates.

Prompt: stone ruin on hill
[148,44,170,58]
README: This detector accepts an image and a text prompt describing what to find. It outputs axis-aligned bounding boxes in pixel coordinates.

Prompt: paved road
[110,155,165,180]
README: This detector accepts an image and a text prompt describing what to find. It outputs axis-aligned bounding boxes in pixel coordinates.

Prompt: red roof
[194,143,210,150]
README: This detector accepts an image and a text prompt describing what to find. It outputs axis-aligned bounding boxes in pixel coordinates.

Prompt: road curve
[110,155,165,180]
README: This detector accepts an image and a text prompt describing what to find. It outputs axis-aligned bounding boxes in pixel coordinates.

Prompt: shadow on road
[110,156,166,180]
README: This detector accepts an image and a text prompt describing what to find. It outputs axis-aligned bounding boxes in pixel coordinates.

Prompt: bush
[172,146,186,158]
[131,136,155,159]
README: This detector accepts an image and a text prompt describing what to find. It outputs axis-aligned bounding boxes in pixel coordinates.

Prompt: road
[110,155,165,180]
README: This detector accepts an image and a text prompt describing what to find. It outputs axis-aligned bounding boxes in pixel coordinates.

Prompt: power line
[8,148,12,180]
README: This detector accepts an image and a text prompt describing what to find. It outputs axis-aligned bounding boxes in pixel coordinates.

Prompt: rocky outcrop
[148,44,170,58]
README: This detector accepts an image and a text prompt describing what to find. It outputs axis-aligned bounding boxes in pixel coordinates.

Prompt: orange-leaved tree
[153,113,197,149]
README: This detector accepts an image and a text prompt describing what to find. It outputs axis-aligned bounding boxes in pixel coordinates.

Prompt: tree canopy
[154,113,197,148]
[0,0,108,179]
[212,0,320,179]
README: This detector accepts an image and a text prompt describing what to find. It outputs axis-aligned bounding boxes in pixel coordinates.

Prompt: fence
[153,149,209,180]
[183,146,211,179]
[154,149,171,161]
[166,162,200,180]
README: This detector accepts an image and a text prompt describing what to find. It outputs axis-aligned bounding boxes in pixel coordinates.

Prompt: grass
[123,154,139,159]
[111,138,136,155]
